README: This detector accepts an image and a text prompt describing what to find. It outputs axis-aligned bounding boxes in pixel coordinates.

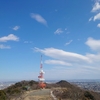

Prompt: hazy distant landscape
[0,80,100,100]
[1,79,100,93]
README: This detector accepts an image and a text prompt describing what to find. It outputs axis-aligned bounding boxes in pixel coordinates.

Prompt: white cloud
[89,1,100,28]
[34,47,91,63]
[93,13,100,21]
[85,37,100,51]
[24,41,32,43]
[97,23,100,27]
[65,40,73,45]
[0,34,19,42]
[45,59,72,66]
[34,40,100,79]
[13,26,20,31]
[30,13,47,26]
[54,28,63,34]
[45,60,99,79]
[86,53,100,62]
[91,2,100,12]
[45,61,100,79]
[0,44,11,49]
[89,17,93,21]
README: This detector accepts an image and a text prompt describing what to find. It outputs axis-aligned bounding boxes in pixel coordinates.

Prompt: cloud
[86,53,100,63]
[91,1,100,12]
[24,41,32,43]
[0,44,11,49]
[93,13,100,21]
[0,34,19,42]
[65,40,73,45]
[34,38,100,79]
[97,23,100,27]
[54,28,63,34]
[89,1,100,22]
[85,37,100,51]
[45,65,100,79]
[30,13,47,26]
[34,47,91,63]
[13,26,20,31]
[89,17,93,21]
[45,59,72,66]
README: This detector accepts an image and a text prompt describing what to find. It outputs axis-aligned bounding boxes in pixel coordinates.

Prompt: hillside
[52,80,100,100]
[0,80,100,100]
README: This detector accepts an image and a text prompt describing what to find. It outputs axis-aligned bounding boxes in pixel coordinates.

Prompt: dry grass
[28,95,53,100]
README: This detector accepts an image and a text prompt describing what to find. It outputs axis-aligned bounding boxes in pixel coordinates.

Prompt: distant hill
[0,80,100,100]
[53,80,100,100]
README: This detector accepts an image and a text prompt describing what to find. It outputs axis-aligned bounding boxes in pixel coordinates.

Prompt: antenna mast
[38,55,46,88]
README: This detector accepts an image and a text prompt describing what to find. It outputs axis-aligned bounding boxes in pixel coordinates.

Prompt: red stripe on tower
[38,76,42,78]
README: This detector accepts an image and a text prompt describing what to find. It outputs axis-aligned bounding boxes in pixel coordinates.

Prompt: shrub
[0,90,7,100]
[84,91,95,100]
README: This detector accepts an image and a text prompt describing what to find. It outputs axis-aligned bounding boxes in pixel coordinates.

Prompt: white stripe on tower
[40,55,43,68]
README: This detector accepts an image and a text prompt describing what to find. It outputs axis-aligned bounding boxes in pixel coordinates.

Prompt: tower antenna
[38,55,46,89]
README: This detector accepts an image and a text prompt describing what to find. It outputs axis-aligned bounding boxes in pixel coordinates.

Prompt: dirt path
[51,91,57,100]
[11,89,57,100]
[23,89,52,100]
[29,89,51,96]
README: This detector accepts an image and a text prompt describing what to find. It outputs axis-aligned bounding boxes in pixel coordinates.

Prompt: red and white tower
[38,55,46,88]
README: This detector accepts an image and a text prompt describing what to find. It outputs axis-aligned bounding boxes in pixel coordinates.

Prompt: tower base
[38,82,46,89]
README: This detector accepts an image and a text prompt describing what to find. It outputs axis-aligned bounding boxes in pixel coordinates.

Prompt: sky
[0,0,100,81]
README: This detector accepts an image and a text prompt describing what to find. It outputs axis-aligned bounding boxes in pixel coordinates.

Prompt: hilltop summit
[0,80,100,100]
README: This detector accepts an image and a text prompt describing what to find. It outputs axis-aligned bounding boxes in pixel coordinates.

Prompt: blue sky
[0,0,100,81]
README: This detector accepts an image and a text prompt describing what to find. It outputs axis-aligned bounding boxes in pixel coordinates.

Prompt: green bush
[0,90,7,100]
[11,88,21,94]
[84,91,95,100]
